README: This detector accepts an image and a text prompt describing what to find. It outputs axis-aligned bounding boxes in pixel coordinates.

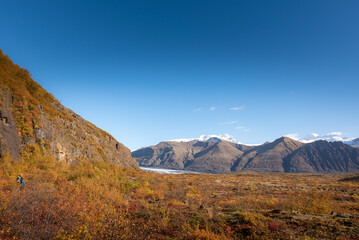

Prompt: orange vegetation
[1,151,359,240]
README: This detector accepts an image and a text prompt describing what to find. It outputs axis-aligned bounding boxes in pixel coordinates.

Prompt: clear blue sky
[1,0,359,150]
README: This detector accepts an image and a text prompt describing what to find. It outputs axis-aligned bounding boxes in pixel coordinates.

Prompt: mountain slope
[284,140,359,173]
[133,137,359,173]
[133,138,254,173]
[232,137,303,172]
[0,50,138,169]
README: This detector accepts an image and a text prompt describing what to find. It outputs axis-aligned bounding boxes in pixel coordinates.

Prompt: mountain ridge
[133,136,359,174]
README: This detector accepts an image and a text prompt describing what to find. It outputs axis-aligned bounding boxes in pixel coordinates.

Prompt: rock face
[0,100,21,159]
[133,137,359,174]
[0,49,138,169]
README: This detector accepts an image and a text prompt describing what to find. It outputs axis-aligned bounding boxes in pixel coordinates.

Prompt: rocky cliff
[0,49,138,169]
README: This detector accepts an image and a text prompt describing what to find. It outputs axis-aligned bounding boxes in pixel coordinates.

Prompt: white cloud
[284,132,355,143]
[220,120,238,125]
[230,106,245,111]
[327,132,342,136]
[235,126,250,132]
[284,133,299,139]
[193,107,202,112]
[210,106,216,111]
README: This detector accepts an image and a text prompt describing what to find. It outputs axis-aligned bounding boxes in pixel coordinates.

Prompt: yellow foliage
[186,229,228,240]
[0,141,358,240]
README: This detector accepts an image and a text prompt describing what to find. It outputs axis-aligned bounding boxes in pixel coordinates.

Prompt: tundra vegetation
[1,151,359,240]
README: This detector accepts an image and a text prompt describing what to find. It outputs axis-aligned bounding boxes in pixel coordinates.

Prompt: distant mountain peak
[285,132,357,146]
[168,134,241,144]
[276,136,302,144]
[277,136,292,141]
[133,135,359,174]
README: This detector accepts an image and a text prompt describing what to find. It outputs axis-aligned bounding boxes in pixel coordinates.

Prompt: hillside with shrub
[0,49,138,169]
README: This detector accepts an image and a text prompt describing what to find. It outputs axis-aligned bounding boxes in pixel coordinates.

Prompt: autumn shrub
[280,191,334,214]
[2,182,76,239]
[185,228,228,240]
[1,144,359,240]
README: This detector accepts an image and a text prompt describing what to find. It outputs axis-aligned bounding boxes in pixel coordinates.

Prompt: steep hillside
[284,140,359,173]
[0,50,138,169]
[232,137,304,172]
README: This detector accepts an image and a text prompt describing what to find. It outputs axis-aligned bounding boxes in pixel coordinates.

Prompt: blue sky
[1,0,359,150]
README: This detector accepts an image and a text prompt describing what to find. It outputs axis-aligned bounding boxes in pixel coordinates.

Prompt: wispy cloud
[220,120,238,125]
[193,107,202,112]
[230,106,245,111]
[235,126,250,132]
[210,106,216,111]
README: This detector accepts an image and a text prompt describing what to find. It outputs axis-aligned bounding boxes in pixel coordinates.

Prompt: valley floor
[1,156,359,239]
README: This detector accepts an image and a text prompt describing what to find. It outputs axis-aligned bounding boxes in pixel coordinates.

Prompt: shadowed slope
[284,141,359,173]
[233,137,303,172]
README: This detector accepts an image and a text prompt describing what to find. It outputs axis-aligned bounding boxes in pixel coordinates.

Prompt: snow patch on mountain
[169,134,242,144]
[285,132,357,146]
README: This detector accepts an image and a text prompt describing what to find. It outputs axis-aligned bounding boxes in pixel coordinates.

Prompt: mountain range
[0,50,138,169]
[132,136,359,174]
[2,49,358,175]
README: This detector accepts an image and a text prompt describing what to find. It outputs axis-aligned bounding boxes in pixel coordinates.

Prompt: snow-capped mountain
[285,132,358,147]
[133,136,359,174]
[168,132,359,147]
[168,134,241,144]
[345,138,359,147]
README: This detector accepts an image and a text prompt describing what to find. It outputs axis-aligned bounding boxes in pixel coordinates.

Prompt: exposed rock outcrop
[0,91,21,158]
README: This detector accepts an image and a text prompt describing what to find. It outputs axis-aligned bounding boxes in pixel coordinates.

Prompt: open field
[1,155,359,239]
